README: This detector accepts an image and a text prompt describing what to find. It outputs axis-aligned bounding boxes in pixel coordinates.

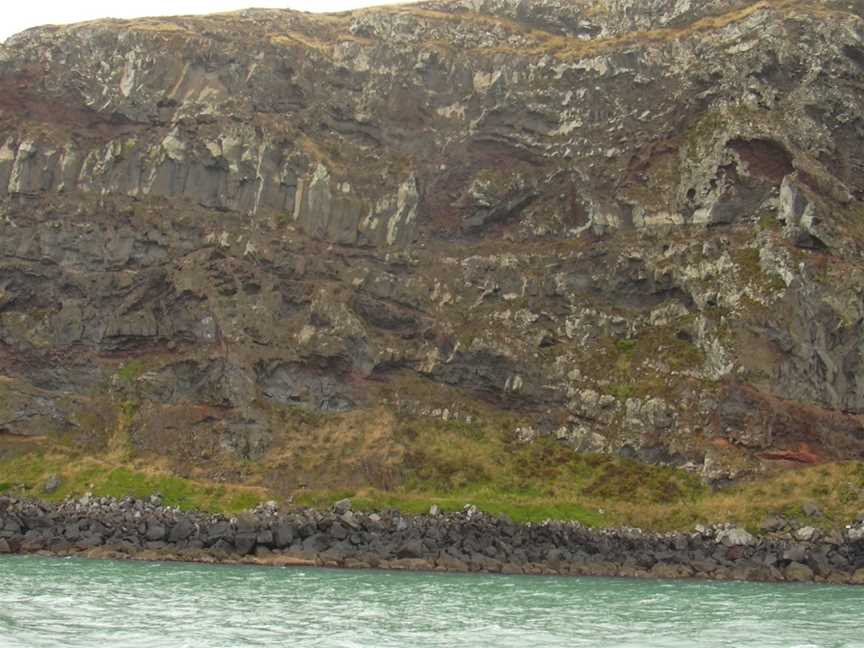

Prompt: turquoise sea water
[0,555,862,647]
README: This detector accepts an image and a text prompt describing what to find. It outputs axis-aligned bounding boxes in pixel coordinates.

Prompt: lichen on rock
[1,0,864,489]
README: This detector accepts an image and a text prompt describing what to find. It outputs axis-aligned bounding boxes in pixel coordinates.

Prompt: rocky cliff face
[2,0,864,489]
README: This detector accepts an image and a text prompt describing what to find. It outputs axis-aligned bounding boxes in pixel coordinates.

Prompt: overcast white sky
[1,0,412,42]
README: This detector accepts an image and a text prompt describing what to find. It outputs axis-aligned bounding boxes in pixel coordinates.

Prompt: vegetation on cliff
[2,0,864,530]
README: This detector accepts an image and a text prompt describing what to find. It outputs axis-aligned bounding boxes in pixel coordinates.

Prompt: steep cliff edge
[1,0,864,505]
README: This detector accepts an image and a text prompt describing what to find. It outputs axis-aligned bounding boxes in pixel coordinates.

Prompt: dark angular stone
[79,533,104,548]
[256,529,274,547]
[145,524,167,542]
[274,524,294,548]
[396,539,424,559]
[234,533,257,555]
[168,519,195,543]
[330,524,349,541]
[783,545,808,563]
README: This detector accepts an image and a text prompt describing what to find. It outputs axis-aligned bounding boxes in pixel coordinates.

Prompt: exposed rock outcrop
[2,0,864,486]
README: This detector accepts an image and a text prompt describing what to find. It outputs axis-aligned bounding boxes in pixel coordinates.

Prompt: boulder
[784,562,814,582]
[340,511,360,529]
[847,525,864,542]
[273,524,294,548]
[802,502,823,518]
[43,476,62,495]
[716,527,755,547]
[256,530,274,548]
[330,524,349,541]
[691,559,718,574]
[396,539,425,559]
[168,519,195,543]
[759,516,786,533]
[760,551,779,567]
[783,544,808,563]
[3,518,22,534]
[301,534,331,553]
[145,524,167,542]
[205,521,233,545]
[210,538,234,554]
[235,515,259,534]
[808,552,832,578]
[79,533,104,548]
[233,533,257,555]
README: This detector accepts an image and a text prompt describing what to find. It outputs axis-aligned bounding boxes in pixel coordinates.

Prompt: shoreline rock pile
[1,496,863,585]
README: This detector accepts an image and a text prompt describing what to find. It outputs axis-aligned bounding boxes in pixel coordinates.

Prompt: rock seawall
[2,496,863,585]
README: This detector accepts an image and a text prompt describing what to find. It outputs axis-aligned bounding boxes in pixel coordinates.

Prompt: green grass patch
[614,339,637,354]
[0,452,263,514]
[757,211,779,232]
[393,421,708,506]
[117,359,148,383]
[585,327,706,403]
[734,247,786,293]
[4,418,864,534]
[582,458,705,504]
[291,432,864,532]
[608,384,635,401]
[291,426,707,527]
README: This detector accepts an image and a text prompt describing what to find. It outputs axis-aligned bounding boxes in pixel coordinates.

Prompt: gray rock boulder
[782,545,808,563]
[760,516,786,533]
[333,499,352,515]
[145,524,167,542]
[846,525,864,542]
[273,524,294,548]
[801,502,823,518]
[784,562,814,582]
[716,527,755,547]
[396,539,425,559]
[168,519,195,543]
[43,476,62,495]
[233,533,257,555]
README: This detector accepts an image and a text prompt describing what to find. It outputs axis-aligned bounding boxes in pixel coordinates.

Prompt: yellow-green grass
[1,438,862,532]
[284,419,864,531]
[0,452,263,514]
[295,460,864,532]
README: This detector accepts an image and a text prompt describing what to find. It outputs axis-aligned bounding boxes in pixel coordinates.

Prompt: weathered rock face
[2,0,864,485]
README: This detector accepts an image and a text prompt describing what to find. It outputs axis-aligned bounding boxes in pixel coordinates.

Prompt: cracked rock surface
[2,0,864,487]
